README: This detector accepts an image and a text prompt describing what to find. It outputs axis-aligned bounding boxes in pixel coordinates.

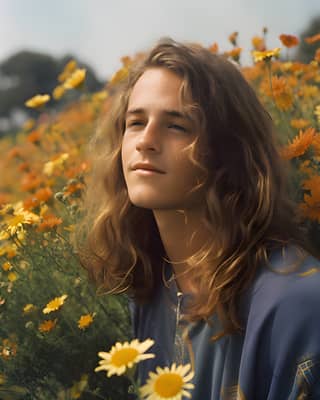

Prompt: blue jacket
[130,245,320,399]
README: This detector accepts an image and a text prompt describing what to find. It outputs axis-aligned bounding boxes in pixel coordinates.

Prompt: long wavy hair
[78,38,315,337]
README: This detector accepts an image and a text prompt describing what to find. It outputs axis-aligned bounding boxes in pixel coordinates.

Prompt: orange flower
[314,48,320,63]
[39,319,57,333]
[279,34,299,48]
[21,172,42,192]
[261,76,293,110]
[305,33,320,44]
[7,147,22,160]
[27,130,41,145]
[281,128,316,160]
[208,42,219,54]
[251,36,265,51]
[0,338,17,359]
[34,187,53,202]
[299,175,320,222]
[37,214,63,232]
[18,162,30,173]
[64,182,84,196]
[2,262,12,271]
[78,313,95,330]
[225,47,242,62]
[290,119,310,129]
[228,31,238,46]
[299,160,314,176]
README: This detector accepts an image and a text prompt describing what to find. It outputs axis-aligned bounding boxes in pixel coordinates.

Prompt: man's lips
[131,162,165,174]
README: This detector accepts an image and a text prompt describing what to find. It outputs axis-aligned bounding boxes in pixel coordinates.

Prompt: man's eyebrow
[125,108,191,121]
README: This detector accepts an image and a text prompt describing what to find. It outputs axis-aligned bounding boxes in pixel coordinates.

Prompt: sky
[0,0,320,81]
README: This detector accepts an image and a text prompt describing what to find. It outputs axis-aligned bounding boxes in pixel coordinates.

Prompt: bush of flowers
[0,30,319,399]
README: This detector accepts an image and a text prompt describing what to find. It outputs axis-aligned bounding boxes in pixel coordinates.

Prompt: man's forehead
[125,107,190,120]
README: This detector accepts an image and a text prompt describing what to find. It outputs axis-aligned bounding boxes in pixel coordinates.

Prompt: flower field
[0,31,320,399]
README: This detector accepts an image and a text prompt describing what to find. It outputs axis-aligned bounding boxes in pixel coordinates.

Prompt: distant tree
[0,50,103,135]
[295,15,320,62]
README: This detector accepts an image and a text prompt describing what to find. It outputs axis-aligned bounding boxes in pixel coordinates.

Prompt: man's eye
[168,124,187,132]
[127,121,143,127]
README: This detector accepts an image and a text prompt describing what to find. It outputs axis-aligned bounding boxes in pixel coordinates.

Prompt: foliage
[0,29,319,399]
[0,51,103,136]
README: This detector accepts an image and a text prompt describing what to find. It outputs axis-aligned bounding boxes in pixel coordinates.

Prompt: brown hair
[78,38,314,337]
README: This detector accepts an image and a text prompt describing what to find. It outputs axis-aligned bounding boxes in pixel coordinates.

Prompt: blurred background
[0,0,320,136]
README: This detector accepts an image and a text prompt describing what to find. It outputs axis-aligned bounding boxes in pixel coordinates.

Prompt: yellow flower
[92,90,108,103]
[109,67,129,85]
[39,319,57,333]
[43,153,69,176]
[0,373,6,384]
[64,68,86,89]
[3,207,39,236]
[314,105,320,123]
[252,47,281,62]
[52,85,66,100]
[140,363,195,400]
[290,119,310,130]
[0,242,17,258]
[70,374,89,399]
[78,313,95,330]
[58,59,78,82]
[23,303,36,314]
[2,261,12,271]
[95,339,155,377]
[43,294,68,314]
[8,272,17,282]
[25,94,50,108]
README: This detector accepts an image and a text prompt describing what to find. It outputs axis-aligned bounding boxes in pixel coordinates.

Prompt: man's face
[121,67,205,211]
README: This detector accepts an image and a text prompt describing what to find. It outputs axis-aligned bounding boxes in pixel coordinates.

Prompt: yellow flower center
[154,373,183,397]
[111,348,139,367]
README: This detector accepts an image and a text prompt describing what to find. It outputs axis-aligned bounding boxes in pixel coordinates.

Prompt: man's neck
[153,208,210,294]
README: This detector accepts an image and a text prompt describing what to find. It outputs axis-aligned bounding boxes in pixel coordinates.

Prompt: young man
[81,39,320,399]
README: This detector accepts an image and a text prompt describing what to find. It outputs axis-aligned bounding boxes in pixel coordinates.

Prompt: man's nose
[136,121,161,152]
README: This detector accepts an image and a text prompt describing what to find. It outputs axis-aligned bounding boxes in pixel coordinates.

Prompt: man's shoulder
[246,244,320,319]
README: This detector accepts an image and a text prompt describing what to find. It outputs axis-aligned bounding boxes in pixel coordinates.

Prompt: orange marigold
[261,76,293,111]
[281,128,316,160]
[251,36,265,51]
[225,47,242,62]
[228,31,238,46]
[208,42,219,54]
[39,319,57,333]
[314,48,320,63]
[35,187,53,202]
[299,175,320,222]
[78,313,95,330]
[0,338,17,359]
[21,172,42,192]
[27,130,41,145]
[37,214,63,232]
[279,34,299,48]
[305,33,320,44]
